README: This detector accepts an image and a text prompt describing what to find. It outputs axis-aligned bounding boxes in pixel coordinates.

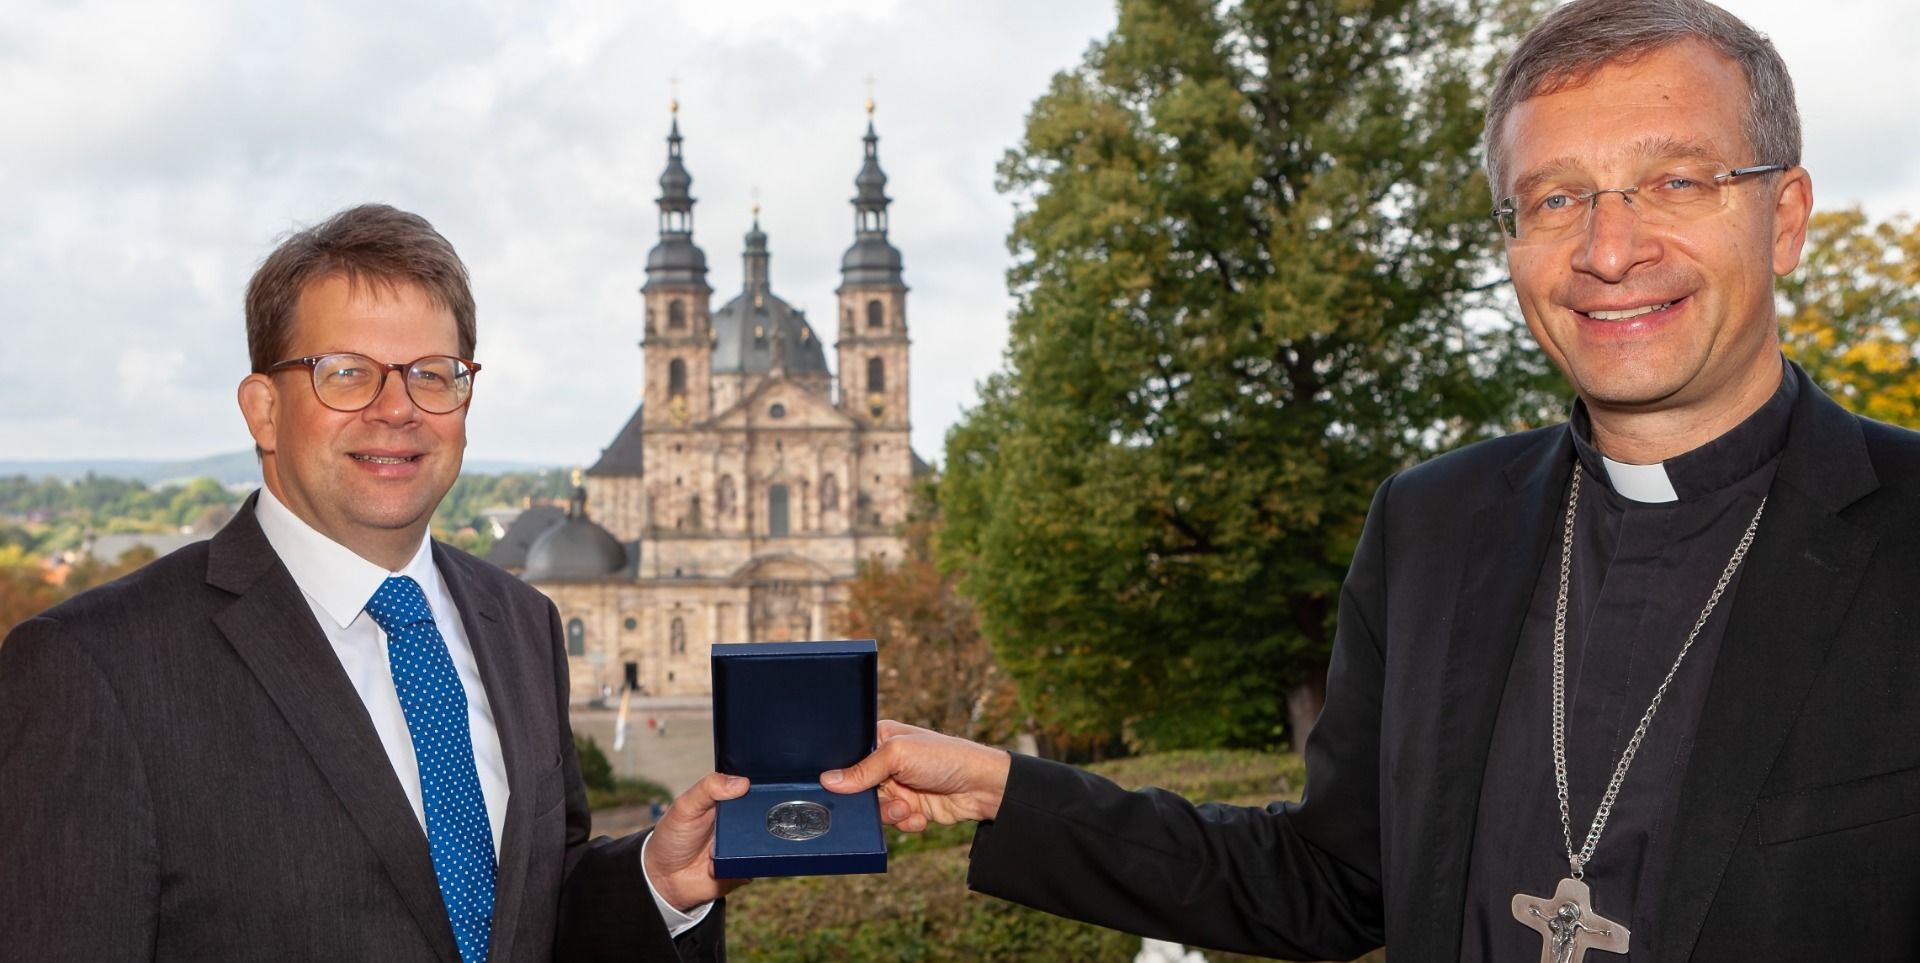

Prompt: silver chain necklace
[1512,461,1767,962]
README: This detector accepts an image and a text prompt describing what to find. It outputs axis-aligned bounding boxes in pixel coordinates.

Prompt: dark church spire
[743,202,769,295]
[645,101,709,293]
[840,99,904,287]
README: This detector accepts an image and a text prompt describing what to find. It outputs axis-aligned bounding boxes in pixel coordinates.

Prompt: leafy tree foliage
[940,0,1558,752]
[0,546,63,638]
[1780,208,1920,428]
[0,474,239,555]
[832,483,1018,744]
[0,543,157,637]
[431,468,572,553]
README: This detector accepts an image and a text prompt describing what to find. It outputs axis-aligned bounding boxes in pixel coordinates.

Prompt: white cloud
[1,0,1915,469]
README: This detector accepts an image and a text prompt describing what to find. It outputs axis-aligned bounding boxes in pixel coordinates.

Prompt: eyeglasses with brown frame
[265,353,482,414]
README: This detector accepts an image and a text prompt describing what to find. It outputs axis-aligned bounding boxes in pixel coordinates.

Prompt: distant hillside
[0,452,558,486]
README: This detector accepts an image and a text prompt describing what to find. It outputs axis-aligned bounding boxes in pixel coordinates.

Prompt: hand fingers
[663,772,749,822]
[875,718,922,742]
[820,742,897,794]
[881,797,912,824]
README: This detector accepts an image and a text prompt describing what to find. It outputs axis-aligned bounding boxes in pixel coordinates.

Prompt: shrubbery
[574,733,668,810]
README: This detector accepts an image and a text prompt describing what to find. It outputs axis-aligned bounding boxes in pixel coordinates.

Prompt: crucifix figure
[1511,877,1630,963]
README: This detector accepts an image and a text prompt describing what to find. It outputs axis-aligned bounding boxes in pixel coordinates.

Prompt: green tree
[941,0,1558,753]
[1780,208,1920,427]
[0,546,62,639]
[831,482,1018,744]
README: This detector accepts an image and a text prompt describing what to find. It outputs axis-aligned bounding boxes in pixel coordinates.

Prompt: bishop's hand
[819,720,1012,832]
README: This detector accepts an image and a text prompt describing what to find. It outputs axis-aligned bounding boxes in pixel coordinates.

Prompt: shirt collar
[253,484,440,629]
[1569,357,1798,504]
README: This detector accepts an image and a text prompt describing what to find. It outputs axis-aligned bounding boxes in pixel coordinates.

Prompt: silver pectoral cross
[1511,877,1630,963]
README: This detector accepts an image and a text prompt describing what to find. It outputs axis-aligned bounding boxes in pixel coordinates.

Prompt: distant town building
[489,105,923,702]
[78,503,236,566]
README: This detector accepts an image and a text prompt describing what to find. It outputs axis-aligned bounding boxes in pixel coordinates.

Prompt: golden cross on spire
[669,75,680,114]
[751,185,761,218]
[864,74,876,115]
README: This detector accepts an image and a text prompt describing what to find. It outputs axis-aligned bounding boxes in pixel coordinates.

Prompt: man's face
[1497,41,1811,423]
[240,274,467,561]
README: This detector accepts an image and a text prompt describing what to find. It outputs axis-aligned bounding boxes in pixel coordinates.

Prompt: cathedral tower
[835,103,909,430]
[642,106,714,429]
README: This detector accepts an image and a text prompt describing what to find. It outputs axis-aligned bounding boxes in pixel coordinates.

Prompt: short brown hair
[1485,0,1801,198]
[244,204,477,372]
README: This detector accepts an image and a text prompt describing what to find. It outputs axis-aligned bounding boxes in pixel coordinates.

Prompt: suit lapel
[1416,430,1574,956]
[1655,382,1879,960]
[436,546,539,963]
[207,501,461,963]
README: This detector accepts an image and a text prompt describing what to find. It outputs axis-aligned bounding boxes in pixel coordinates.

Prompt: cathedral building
[496,106,923,702]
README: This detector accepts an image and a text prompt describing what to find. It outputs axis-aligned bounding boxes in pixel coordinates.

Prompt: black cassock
[1460,364,1796,961]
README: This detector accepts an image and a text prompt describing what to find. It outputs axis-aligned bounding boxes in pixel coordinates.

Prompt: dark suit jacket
[0,499,723,962]
[968,378,1920,961]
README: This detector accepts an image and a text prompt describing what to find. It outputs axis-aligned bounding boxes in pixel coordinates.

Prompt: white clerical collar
[1600,456,1679,504]
[253,484,440,629]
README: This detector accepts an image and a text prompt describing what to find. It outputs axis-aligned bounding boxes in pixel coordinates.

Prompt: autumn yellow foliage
[1780,208,1920,428]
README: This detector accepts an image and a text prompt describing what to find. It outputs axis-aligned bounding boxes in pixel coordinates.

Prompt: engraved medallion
[766,800,831,841]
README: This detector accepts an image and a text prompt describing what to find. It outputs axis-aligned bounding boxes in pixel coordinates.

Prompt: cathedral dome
[712,217,829,376]
[524,487,629,582]
[711,291,830,375]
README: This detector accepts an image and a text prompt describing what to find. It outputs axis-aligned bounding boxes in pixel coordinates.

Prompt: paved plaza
[570,697,715,801]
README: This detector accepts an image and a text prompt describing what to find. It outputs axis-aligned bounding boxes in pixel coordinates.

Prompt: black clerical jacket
[967,373,1920,961]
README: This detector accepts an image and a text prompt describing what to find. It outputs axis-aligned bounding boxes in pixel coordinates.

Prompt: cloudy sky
[2,0,1915,469]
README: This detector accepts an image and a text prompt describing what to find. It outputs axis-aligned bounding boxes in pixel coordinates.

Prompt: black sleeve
[965,477,1395,959]
[0,616,161,961]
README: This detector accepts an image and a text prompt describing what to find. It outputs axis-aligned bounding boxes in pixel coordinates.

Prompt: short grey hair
[1485,0,1801,198]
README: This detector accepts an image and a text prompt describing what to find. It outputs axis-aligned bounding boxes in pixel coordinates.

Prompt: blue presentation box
[710,640,887,879]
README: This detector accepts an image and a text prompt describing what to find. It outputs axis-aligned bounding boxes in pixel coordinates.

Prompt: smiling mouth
[1583,298,1682,321]
[352,454,421,465]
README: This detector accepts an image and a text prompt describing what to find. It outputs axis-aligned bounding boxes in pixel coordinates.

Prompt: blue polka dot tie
[365,576,495,963]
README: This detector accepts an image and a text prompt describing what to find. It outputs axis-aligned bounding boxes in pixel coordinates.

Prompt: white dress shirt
[252,487,706,935]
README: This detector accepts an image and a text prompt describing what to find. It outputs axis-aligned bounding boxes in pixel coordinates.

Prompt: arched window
[866,299,884,328]
[768,484,790,537]
[668,359,687,398]
[821,473,839,511]
[668,299,686,328]
[689,494,702,530]
[717,475,736,516]
[867,357,886,393]
[566,618,585,657]
[670,617,687,656]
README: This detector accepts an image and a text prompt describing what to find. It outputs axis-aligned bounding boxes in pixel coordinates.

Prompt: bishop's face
[1495,41,1811,429]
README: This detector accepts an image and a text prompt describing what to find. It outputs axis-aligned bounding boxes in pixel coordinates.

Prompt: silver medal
[766,800,831,841]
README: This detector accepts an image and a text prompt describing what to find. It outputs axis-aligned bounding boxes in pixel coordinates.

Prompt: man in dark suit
[0,204,745,961]
[820,1,1920,960]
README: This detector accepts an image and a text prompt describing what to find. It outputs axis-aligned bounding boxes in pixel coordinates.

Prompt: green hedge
[575,733,669,810]
[726,750,1385,962]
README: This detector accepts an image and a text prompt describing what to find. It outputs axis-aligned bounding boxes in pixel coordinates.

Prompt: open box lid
[711,640,877,784]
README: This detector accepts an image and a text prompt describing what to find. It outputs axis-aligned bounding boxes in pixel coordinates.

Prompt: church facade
[502,108,920,702]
